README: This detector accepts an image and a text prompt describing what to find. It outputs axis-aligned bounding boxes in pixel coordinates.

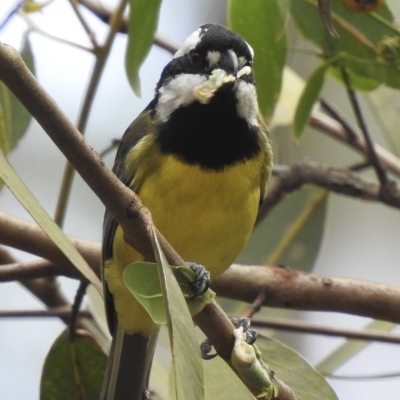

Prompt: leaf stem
[54,0,129,226]
[67,0,99,49]
[340,67,388,186]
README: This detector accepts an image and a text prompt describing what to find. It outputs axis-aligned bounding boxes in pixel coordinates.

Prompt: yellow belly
[105,154,262,334]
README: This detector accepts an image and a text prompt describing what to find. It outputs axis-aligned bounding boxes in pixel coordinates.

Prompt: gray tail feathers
[101,324,158,400]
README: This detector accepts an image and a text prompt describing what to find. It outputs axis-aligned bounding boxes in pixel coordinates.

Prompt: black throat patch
[155,90,260,171]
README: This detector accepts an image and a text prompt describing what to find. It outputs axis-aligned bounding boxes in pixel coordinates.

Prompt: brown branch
[0,259,65,281]
[0,307,92,319]
[212,264,400,324]
[0,212,100,277]
[77,0,180,55]
[2,215,400,323]
[0,247,72,324]
[257,160,400,223]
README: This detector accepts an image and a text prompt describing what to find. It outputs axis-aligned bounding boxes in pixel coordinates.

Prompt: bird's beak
[219,49,238,77]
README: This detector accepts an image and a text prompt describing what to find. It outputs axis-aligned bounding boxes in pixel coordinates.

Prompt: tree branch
[213,264,400,324]
[257,160,400,223]
[0,212,100,277]
[252,317,400,345]
[77,0,181,55]
[2,216,400,323]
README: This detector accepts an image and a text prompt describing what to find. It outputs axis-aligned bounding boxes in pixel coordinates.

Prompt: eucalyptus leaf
[293,62,330,138]
[204,351,254,400]
[257,336,338,400]
[291,0,400,89]
[228,0,287,121]
[123,262,214,323]
[0,34,34,155]
[126,0,162,96]
[40,330,107,400]
[367,85,400,156]
[151,230,204,400]
[0,149,103,293]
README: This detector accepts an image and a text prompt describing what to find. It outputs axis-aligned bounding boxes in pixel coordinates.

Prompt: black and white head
[153,24,261,170]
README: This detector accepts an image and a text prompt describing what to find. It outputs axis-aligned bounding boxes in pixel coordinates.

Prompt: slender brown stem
[54,0,129,226]
[340,67,388,186]
[253,317,400,345]
[69,281,89,340]
[0,308,92,318]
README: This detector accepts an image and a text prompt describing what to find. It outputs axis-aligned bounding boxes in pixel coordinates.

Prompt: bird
[101,23,273,400]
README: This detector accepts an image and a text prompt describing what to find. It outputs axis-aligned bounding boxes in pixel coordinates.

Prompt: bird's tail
[101,323,158,400]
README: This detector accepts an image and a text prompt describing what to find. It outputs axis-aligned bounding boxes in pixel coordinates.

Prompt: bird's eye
[189,52,203,67]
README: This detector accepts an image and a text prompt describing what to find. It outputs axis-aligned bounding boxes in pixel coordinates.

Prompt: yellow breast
[105,145,264,334]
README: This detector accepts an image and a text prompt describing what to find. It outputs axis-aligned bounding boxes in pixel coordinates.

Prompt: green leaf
[257,336,338,400]
[151,228,204,400]
[293,62,329,138]
[123,262,214,323]
[291,0,400,89]
[204,350,254,400]
[124,261,167,324]
[0,148,103,293]
[228,0,287,121]
[367,85,400,156]
[328,66,380,91]
[0,35,34,155]
[40,330,107,400]
[238,186,328,273]
[126,0,162,96]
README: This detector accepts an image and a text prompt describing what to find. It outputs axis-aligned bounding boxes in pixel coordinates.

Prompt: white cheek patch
[237,66,252,79]
[207,51,222,66]
[235,80,258,127]
[174,28,202,58]
[156,74,207,122]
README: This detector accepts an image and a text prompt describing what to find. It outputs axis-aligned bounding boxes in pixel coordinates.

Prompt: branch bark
[2,215,400,323]
[213,264,400,324]
[257,160,400,223]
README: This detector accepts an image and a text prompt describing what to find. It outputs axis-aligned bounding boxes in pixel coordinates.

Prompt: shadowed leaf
[229,0,287,121]
[40,330,107,400]
[257,336,338,400]
[126,0,162,96]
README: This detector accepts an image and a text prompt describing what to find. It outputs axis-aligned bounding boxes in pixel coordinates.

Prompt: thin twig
[69,281,89,340]
[253,317,400,345]
[310,109,400,177]
[257,160,400,223]
[54,0,129,226]
[0,308,92,318]
[68,0,99,49]
[320,98,358,143]
[77,0,181,55]
[340,67,389,186]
